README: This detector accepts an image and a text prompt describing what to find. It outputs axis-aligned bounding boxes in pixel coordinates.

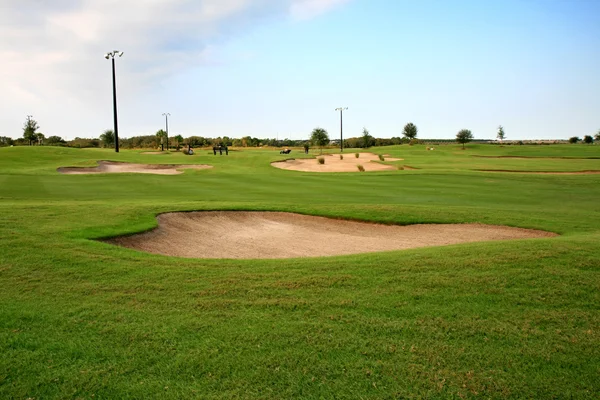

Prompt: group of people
[280,144,310,154]
[184,144,308,156]
[213,145,229,155]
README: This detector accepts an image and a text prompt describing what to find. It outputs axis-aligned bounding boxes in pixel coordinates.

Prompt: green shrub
[340,154,343,160]
[317,157,325,165]
[355,153,359,158]
[378,154,384,161]
[397,165,404,170]
[357,164,365,172]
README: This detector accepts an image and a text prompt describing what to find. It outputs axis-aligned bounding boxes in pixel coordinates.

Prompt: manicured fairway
[1,144,599,399]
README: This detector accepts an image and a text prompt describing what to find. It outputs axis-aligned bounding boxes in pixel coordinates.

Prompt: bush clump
[378,154,384,161]
[357,164,365,172]
[397,165,404,170]
[355,153,360,158]
[340,154,343,160]
[317,157,325,165]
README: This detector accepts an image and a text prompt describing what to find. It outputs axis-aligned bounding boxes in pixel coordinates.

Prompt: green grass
[0,144,599,399]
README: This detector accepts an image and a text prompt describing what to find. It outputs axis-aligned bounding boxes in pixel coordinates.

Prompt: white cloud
[0,0,351,138]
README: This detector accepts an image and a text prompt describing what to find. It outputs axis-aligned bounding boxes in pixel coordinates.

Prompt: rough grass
[0,144,599,399]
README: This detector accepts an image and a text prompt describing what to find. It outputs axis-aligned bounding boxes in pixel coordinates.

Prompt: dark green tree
[310,127,329,154]
[156,129,167,151]
[583,135,593,144]
[568,136,580,144]
[22,115,39,146]
[362,127,373,148]
[46,136,65,146]
[403,122,418,139]
[173,134,184,150]
[0,136,14,146]
[497,125,505,142]
[100,129,115,148]
[456,129,474,149]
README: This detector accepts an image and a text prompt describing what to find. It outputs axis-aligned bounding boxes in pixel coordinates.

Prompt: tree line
[2,115,598,148]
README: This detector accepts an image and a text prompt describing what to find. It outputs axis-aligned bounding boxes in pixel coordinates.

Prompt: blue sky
[1,0,599,141]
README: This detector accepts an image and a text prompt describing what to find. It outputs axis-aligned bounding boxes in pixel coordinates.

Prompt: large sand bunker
[105,211,557,259]
[272,153,402,172]
[58,161,212,175]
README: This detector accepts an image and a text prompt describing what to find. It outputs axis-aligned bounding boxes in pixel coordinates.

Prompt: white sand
[272,152,403,172]
[58,161,212,175]
[105,211,557,259]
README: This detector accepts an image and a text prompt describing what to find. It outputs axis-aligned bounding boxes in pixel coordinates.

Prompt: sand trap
[104,211,557,259]
[272,152,403,172]
[478,169,600,175]
[58,160,212,175]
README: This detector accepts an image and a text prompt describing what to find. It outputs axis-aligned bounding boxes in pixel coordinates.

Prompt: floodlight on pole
[335,107,348,152]
[105,50,124,152]
[162,113,170,151]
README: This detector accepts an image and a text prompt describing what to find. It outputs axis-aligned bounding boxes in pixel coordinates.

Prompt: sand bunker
[478,169,600,175]
[272,152,403,172]
[105,211,557,259]
[58,161,212,175]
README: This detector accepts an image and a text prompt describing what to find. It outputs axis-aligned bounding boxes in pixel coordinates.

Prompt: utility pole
[162,113,170,150]
[335,107,348,152]
[105,50,124,152]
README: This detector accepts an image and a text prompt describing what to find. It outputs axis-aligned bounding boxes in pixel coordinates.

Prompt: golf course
[1,143,599,399]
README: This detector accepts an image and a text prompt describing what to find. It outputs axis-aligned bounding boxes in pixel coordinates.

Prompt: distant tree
[67,137,100,148]
[497,125,505,142]
[595,130,600,142]
[239,136,261,147]
[583,135,594,144]
[100,129,115,148]
[222,136,233,147]
[0,136,14,146]
[361,127,373,148]
[46,136,65,146]
[173,134,184,150]
[36,132,45,145]
[403,122,418,139]
[22,115,39,146]
[156,129,167,151]
[568,136,580,144]
[344,137,361,148]
[311,127,329,154]
[456,129,474,149]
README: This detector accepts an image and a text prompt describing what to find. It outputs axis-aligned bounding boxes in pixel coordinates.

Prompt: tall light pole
[105,50,124,152]
[162,113,170,151]
[335,107,348,152]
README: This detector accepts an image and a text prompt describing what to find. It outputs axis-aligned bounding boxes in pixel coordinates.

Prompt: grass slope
[0,144,599,399]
